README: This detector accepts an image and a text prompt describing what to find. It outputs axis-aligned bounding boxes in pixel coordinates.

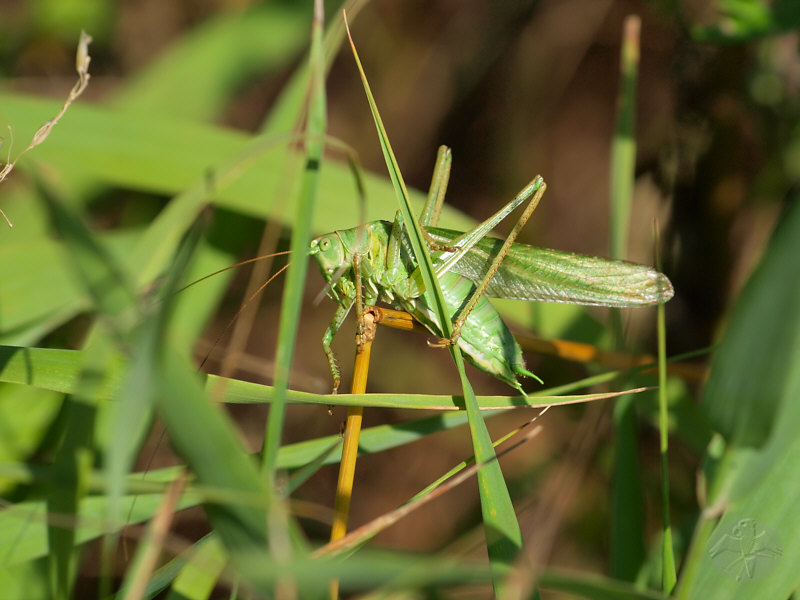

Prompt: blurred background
[2,0,798,587]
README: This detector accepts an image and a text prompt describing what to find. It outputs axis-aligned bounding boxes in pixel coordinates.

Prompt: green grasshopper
[309,147,673,395]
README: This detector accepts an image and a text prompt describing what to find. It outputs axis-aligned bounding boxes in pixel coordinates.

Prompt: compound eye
[319,237,331,252]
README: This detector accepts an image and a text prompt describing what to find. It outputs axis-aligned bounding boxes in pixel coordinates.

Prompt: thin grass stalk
[118,476,186,600]
[609,14,646,581]
[320,414,547,560]
[655,222,677,592]
[262,0,326,475]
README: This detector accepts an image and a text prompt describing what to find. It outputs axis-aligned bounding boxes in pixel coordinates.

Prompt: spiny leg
[322,300,354,394]
[388,176,547,343]
[419,145,452,228]
[449,176,547,343]
[432,177,544,281]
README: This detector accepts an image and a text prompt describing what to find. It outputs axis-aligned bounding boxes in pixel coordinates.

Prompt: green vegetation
[0,1,798,598]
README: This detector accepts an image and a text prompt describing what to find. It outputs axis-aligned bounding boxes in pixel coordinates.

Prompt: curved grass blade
[344,13,522,592]
[0,343,695,413]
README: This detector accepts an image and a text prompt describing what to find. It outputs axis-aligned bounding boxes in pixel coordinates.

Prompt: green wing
[426,227,674,307]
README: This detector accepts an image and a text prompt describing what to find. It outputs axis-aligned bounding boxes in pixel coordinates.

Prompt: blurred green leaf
[0,233,135,344]
[608,15,647,583]
[702,199,800,446]
[164,535,225,600]
[679,383,800,599]
[33,173,145,599]
[676,199,800,598]
[693,0,800,42]
[0,384,61,493]
[114,4,311,120]
[0,559,50,600]
[31,0,115,41]
[0,93,471,234]
[0,495,198,568]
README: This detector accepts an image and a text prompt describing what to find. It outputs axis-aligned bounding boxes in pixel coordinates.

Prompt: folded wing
[427,227,674,307]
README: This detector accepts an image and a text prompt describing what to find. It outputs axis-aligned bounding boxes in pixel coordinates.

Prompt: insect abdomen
[402,272,533,392]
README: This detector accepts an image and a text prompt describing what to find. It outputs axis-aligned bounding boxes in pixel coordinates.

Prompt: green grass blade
[148,541,496,598]
[261,0,327,476]
[238,548,494,594]
[609,16,646,582]
[0,346,122,399]
[164,535,226,600]
[344,21,447,334]
[655,221,676,592]
[0,344,649,410]
[344,16,522,592]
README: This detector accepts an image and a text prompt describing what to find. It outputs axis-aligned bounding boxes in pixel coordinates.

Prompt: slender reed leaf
[344,14,522,592]
[262,0,327,474]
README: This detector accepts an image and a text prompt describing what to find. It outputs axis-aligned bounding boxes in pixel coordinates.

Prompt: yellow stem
[329,311,375,599]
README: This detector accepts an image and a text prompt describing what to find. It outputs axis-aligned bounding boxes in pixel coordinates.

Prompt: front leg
[322,300,353,394]
[384,211,427,301]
